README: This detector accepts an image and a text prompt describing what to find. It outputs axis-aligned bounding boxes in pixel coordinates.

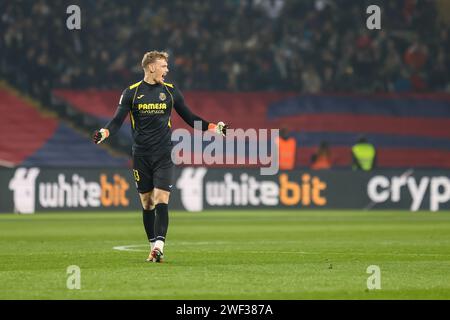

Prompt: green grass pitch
[1,210,450,299]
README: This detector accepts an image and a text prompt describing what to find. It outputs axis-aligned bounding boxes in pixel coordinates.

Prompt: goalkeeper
[93,51,227,263]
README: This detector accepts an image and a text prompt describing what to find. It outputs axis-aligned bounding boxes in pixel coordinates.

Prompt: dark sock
[155,203,169,242]
[143,208,156,243]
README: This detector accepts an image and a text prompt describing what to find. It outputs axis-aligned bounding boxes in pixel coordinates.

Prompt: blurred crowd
[1,0,449,96]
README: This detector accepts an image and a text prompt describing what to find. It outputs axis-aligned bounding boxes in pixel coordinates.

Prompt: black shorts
[132,152,174,193]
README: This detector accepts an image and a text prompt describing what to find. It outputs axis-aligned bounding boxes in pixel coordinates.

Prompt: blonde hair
[141,51,169,69]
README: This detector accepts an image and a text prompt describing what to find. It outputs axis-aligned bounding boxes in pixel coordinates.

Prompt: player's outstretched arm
[172,86,228,136]
[93,88,132,144]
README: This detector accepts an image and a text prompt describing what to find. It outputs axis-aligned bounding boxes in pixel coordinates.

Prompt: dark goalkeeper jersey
[105,80,210,156]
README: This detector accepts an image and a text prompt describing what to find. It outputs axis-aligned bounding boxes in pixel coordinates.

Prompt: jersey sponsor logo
[137,95,145,99]
[138,103,167,110]
[159,92,166,101]
[137,103,167,114]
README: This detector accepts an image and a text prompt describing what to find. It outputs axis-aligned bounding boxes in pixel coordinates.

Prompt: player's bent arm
[172,86,228,136]
[93,88,133,144]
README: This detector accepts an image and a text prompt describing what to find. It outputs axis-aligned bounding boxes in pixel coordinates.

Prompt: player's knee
[153,189,170,205]
[141,200,154,210]
[154,196,169,205]
[142,203,155,210]
[140,192,154,210]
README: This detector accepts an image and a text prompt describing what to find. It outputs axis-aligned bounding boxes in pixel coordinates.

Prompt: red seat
[0,88,58,165]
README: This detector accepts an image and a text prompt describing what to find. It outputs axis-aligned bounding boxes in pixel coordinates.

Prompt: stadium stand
[54,89,450,169]
[52,89,296,130]
[1,0,449,169]
[268,93,450,168]
[1,0,449,94]
[0,86,128,167]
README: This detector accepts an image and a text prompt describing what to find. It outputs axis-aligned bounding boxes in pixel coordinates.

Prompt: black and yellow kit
[105,80,210,192]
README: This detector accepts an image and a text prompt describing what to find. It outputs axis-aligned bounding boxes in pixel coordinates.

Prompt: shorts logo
[133,169,140,182]
[159,92,166,101]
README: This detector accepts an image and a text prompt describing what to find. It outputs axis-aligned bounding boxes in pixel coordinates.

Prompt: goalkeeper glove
[92,128,109,144]
[209,121,228,136]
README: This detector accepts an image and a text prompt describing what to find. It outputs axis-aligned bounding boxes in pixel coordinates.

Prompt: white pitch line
[113,244,450,258]
[113,244,148,252]
[113,241,230,252]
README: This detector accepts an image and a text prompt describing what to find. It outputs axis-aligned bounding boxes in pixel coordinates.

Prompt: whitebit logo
[176,168,207,212]
[205,173,278,206]
[39,174,129,208]
[8,168,40,214]
[176,168,327,211]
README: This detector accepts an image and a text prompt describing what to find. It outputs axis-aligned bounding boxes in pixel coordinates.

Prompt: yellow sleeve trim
[163,82,174,88]
[130,112,136,129]
[129,81,142,90]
